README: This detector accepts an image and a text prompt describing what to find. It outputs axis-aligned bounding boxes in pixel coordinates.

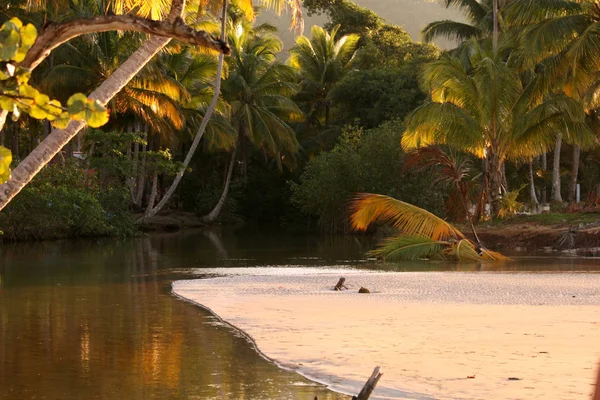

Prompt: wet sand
[173,268,600,399]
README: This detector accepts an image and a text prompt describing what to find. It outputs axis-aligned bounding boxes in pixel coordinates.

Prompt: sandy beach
[173,268,600,399]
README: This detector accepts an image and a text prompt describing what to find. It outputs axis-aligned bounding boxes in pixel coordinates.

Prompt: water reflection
[0,232,350,400]
[2,229,600,399]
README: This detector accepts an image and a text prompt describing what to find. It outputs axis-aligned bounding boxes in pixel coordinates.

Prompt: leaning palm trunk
[551,133,563,202]
[567,144,580,203]
[0,35,172,211]
[529,159,539,207]
[145,171,159,215]
[139,0,229,223]
[203,147,237,223]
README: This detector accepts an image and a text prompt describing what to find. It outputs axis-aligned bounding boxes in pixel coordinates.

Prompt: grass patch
[479,213,600,227]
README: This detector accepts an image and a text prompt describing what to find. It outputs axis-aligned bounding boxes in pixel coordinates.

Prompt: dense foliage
[291,122,446,231]
[2,0,600,241]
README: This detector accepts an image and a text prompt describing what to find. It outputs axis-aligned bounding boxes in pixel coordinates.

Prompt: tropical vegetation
[0,0,599,263]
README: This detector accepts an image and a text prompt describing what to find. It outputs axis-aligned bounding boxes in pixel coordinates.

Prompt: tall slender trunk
[140,0,229,223]
[488,151,503,217]
[203,147,237,223]
[11,125,18,161]
[145,171,159,215]
[135,131,147,207]
[492,0,499,52]
[567,144,580,203]
[500,161,508,193]
[0,0,188,212]
[529,159,538,206]
[551,133,563,202]
[540,152,547,203]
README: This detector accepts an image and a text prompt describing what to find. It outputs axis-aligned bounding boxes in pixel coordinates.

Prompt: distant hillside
[257,0,464,52]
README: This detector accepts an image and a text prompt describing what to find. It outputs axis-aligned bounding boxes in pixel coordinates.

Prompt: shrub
[290,121,446,231]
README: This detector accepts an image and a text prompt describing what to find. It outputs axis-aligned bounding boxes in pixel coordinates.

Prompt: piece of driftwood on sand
[314,366,382,400]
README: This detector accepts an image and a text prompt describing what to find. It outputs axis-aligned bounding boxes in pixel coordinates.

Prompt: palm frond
[350,193,466,241]
[421,20,482,43]
[368,235,448,261]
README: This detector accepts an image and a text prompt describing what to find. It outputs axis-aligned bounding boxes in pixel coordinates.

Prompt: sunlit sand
[173,269,600,399]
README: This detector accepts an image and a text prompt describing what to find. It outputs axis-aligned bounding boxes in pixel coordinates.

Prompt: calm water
[2,229,600,399]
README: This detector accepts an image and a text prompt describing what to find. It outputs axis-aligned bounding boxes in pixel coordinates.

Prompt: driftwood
[315,367,382,400]
[333,277,348,291]
[353,367,383,400]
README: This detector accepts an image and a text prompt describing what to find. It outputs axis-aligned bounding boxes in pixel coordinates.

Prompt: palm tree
[505,0,600,204]
[349,193,508,262]
[289,25,359,127]
[421,0,493,44]
[402,39,594,216]
[202,20,303,222]
[0,0,302,212]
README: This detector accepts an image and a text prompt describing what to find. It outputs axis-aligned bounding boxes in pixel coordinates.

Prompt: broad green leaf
[66,93,88,119]
[52,112,71,129]
[84,99,109,127]
[0,145,12,184]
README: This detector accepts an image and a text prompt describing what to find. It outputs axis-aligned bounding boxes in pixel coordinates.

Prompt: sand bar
[173,268,600,399]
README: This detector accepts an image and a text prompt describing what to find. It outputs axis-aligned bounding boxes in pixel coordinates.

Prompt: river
[2,229,600,399]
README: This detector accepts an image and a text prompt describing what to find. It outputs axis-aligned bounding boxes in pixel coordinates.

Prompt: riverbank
[173,268,600,400]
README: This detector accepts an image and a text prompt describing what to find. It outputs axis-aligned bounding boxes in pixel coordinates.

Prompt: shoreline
[171,288,357,399]
[173,268,600,400]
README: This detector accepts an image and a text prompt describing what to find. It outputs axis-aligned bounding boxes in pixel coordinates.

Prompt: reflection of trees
[0,236,346,399]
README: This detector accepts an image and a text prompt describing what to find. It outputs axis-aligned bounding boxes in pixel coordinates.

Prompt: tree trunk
[0,0,206,211]
[139,0,229,223]
[203,147,237,223]
[567,144,580,203]
[551,133,563,202]
[540,152,547,203]
[492,0,499,52]
[0,34,173,211]
[135,131,147,207]
[528,159,538,206]
[145,171,159,215]
[500,161,508,194]
[488,151,503,217]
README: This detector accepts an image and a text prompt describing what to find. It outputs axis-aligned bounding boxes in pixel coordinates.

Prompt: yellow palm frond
[480,248,511,261]
[350,193,466,241]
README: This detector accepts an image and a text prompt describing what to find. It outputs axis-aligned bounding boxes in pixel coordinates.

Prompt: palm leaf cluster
[350,193,509,262]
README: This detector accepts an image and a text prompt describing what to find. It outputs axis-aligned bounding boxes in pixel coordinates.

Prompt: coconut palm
[402,39,594,216]
[505,0,600,203]
[350,193,508,262]
[202,20,303,222]
[421,0,494,44]
[289,25,359,127]
[0,0,303,212]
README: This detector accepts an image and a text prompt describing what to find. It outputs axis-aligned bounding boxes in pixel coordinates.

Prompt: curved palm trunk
[567,144,580,203]
[0,35,172,211]
[551,133,563,202]
[203,147,237,223]
[145,171,159,215]
[528,159,539,206]
[139,0,229,223]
